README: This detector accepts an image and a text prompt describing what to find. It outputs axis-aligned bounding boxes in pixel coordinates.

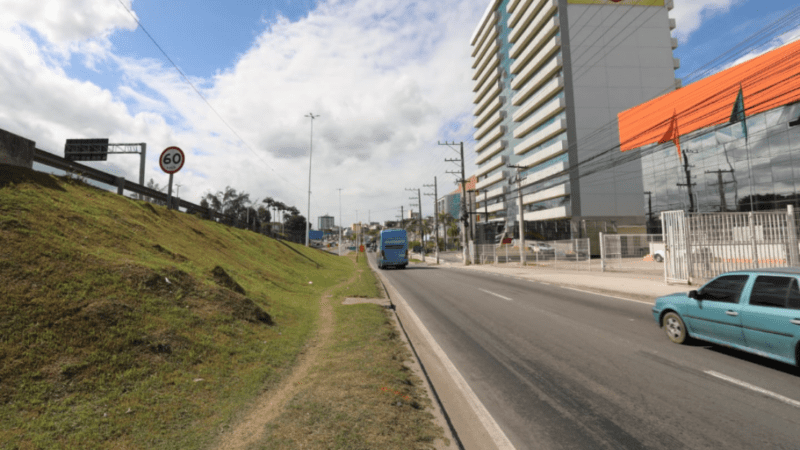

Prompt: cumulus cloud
[0,0,484,222]
[670,0,737,43]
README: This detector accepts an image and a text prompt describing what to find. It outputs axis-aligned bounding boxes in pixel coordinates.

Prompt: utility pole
[706,169,735,212]
[644,191,654,232]
[508,164,527,266]
[304,112,319,247]
[424,176,439,264]
[406,188,422,254]
[400,206,404,230]
[440,141,469,264]
[482,188,490,243]
[677,151,696,213]
[338,188,342,256]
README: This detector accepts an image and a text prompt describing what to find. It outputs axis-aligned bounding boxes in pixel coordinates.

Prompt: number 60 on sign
[159,146,185,174]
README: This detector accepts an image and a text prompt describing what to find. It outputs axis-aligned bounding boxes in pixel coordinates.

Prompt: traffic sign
[159,147,185,174]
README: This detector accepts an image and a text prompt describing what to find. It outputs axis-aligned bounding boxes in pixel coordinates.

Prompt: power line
[114,0,308,197]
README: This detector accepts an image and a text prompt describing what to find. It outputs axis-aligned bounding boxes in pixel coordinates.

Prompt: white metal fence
[662,206,800,284]
[600,233,663,275]
[473,239,591,269]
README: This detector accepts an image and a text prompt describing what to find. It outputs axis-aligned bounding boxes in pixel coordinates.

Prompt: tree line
[144,180,308,244]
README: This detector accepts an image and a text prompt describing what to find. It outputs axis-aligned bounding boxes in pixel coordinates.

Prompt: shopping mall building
[618,38,800,232]
[470,0,679,242]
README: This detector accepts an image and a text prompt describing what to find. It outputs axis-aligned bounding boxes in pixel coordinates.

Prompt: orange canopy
[618,38,800,151]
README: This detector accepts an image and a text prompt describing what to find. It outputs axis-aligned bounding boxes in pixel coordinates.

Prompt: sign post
[159,146,185,210]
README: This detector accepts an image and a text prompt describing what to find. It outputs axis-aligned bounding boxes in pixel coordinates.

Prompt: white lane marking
[383,282,517,449]
[479,288,513,301]
[558,286,654,305]
[705,370,800,409]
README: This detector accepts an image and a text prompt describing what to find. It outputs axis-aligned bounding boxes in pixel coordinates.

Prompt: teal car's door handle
[791,319,800,325]
[726,311,738,316]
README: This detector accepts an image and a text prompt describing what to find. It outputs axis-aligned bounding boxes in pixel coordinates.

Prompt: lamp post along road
[305,113,319,247]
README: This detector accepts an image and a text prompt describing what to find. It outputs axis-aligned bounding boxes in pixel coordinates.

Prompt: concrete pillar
[0,128,34,169]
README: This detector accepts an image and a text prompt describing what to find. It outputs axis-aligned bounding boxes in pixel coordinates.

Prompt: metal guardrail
[33,148,233,223]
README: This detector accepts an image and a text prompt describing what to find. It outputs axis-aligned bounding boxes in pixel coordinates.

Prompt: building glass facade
[641,102,800,232]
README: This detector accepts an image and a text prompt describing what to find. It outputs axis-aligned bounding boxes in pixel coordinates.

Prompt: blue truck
[377,228,408,270]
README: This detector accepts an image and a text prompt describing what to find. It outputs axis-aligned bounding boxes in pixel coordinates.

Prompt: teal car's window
[700,275,748,303]
[750,276,793,308]
[788,279,800,310]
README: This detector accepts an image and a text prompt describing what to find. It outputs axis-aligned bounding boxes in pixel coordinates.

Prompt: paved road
[372,258,800,450]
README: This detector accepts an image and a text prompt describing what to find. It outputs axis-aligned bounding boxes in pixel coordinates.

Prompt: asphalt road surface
[371,256,800,450]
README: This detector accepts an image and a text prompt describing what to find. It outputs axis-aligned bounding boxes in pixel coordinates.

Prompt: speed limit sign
[159,146,185,174]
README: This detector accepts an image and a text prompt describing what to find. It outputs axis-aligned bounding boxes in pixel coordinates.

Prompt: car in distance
[652,268,800,367]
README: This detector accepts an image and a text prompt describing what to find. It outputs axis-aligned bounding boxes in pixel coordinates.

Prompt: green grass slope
[0,164,354,448]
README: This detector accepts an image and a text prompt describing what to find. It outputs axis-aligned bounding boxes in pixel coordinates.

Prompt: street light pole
[338,188,342,256]
[305,112,319,247]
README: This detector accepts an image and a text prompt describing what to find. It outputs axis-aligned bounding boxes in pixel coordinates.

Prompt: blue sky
[1,0,798,224]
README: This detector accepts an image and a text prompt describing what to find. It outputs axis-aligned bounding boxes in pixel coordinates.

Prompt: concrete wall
[0,128,34,169]
[565,3,676,220]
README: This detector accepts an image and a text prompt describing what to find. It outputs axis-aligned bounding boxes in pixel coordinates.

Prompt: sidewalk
[411,252,689,303]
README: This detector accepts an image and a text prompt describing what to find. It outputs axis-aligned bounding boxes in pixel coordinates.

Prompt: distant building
[318,214,335,230]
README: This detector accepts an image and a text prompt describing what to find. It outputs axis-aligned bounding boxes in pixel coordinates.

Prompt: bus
[377,228,408,270]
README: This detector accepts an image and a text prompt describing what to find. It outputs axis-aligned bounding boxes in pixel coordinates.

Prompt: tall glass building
[470,0,679,242]
[618,39,800,232]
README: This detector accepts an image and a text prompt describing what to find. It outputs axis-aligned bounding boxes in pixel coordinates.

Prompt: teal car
[653,268,800,367]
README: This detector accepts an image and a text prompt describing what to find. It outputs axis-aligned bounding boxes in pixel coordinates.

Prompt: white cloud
[0,0,485,223]
[670,0,737,43]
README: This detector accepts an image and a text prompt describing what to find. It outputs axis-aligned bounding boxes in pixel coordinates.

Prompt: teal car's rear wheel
[662,312,688,344]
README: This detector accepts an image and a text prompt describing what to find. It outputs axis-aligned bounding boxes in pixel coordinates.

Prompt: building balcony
[514,97,565,139]
[510,33,560,78]
[477,185,508,202]
[522,183,569,205]
[474,76,500,106]
[508,0,536,28]
[475,125,506,153]
[520,205,569,222]
[673,57,680,69]
[474,65,501,93]
[483,201,507,214]
[474,110,505,140]
[507,0,521,13]
[475,170,507,191]
[475,83,502,116]
[669,18,676,30]
[516,138,568,166]
[514,119,567,155]
[472,35,499,70]
[473,52,499,81]
[671,37,678,49]
[512,76,563,122]
[512,53,562,106]
[509,1,558,57]
[471,10,499,55]
[521,161,567,187]
[475,154,506,178]
[475,139,506,164]
[509,0,554,43]
[474,96,504,126]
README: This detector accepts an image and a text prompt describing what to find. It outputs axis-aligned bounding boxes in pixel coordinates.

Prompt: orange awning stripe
[618,39,800,152]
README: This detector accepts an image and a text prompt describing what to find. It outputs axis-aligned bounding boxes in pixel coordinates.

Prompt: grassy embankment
[0,165,443,449]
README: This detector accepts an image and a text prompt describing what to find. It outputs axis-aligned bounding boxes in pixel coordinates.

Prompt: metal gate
[662,210,689,284]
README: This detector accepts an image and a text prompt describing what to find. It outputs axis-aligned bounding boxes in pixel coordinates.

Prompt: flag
[658,109,682,164]
[730,85,748,141]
